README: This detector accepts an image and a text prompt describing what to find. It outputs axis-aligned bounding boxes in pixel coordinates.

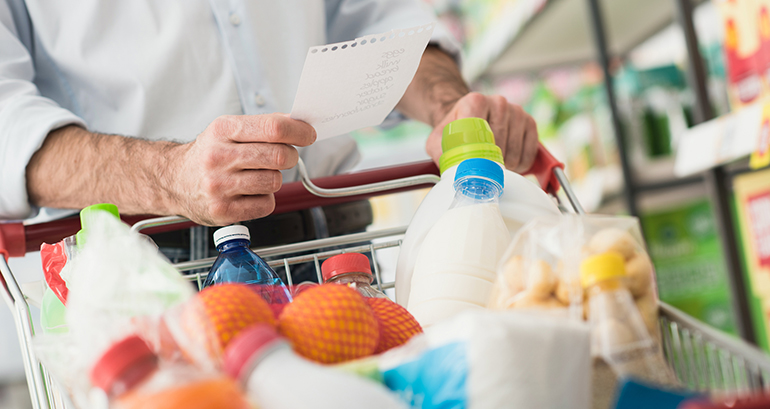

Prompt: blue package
[614,379,701,409]
[382,342,469,409]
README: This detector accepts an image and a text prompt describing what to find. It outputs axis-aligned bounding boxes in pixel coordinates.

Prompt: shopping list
[290,23,435,140]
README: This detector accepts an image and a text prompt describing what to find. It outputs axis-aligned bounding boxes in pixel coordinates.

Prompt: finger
[515,116,540,173]
[210,194,277,226]
[213,114,317,147]
[454,92,490,120]
[504,105,526,171]
[487,96,510,152]
[226,169,283,197]
[226,142,299,171]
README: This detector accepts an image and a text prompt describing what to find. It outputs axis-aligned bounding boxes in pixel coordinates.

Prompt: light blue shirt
[0,0,459,220]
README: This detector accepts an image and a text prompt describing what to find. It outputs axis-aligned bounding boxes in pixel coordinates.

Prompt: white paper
[290,23,435,140]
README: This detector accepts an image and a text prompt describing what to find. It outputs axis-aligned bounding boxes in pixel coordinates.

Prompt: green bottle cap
[439,118,504,174]
[76,203,120,249]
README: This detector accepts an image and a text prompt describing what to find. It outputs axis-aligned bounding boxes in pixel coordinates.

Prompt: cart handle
[4,142,572,256]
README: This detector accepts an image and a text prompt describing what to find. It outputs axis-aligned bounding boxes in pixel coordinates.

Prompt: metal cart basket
[2,148,770,409]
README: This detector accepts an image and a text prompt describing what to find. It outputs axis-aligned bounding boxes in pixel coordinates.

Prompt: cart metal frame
[2,152,769,409]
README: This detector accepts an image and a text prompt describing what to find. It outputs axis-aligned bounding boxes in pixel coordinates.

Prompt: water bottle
[203,225,292,304]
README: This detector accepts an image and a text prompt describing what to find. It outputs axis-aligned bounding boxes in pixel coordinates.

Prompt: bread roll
[511,293,565,310]
[625,253,654,298]
[555,277,582,305]
[588,228,637,260]
[635,292,660,340]
[527,259,557,299]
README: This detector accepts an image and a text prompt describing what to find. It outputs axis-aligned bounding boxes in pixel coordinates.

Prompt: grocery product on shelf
[322,253,388,298]
[732,167,770,352]
[581,252,675,386]
[278,284,380,364]
[39,203,121,334]
[640,200,737,335]
[395,118,560,306]
[224,324,407,409]
[90,334,250,409]
[203,225,292,305]
[407,157,511,326]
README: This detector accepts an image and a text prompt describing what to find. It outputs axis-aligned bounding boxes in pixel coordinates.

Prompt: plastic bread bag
[33,333,92,409]
[488,215,660,339]
[63,212,195,378]
[376,310,591,409]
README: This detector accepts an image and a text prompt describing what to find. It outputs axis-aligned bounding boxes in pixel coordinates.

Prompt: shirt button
[229,13,241,26]
[254,93,266,107]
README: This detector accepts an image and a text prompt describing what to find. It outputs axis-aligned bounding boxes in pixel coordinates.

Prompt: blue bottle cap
[454,158,504,188]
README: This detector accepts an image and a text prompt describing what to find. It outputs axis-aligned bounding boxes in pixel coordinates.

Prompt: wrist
[148,140,186,217]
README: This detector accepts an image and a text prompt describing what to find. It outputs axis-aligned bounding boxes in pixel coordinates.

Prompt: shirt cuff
[0,95,86,220]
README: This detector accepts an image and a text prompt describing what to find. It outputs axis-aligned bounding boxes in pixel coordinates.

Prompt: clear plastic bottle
[407,158,511,326]
[581,252,676,386]
[224,324,406,409]
[90,335,250,409]
[322,253,387,298]
[203,225,292,304]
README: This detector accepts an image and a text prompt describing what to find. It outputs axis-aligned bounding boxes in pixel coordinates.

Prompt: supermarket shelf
[632,156,705,193]
[674,101,764,177]
[465,0,705,81]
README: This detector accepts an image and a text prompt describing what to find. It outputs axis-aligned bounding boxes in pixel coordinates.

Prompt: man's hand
[168,114,316,225]
[27,114,316,226]
[426,93,538,173]
[396,46,539,173]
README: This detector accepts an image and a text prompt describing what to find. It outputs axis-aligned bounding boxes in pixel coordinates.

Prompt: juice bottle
[322,253,387,298]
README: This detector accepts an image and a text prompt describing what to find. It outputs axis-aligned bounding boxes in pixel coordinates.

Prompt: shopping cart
[1,146,769,409]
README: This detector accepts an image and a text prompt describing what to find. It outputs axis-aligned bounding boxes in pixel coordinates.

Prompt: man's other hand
[426,92,539,174]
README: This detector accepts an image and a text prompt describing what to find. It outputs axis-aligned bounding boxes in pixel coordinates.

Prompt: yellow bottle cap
[580,252,626,288]
[439,118,504,174]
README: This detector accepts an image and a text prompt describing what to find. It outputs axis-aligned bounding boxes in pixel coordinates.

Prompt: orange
[278,285,379,364]
[182,283,277,359]
[366,298,423,353]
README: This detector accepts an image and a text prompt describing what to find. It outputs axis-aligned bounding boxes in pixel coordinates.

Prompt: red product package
[40,241,70,305]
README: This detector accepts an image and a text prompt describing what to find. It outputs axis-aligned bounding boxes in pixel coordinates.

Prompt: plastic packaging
[581,253,675,386]
[224,324,407,409]
[407,158,511,326]
[203,225,292,304]
[322,253,387,298]
[395,118,560,306]
[90,334,250,409]
[39,203,121,334]
[378,310,591,409]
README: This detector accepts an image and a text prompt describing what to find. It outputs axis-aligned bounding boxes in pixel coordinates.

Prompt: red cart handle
[523,143,564,196]
[9,144,563,256]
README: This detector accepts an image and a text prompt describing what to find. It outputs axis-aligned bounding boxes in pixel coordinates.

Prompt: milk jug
[407,158,511,327]
[395,118,560,306]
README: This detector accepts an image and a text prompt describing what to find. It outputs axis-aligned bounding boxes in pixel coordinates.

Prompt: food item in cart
[322,253,388,298]
[40,203,121,334]
[378,310,591,409]
[278,284,379,364]
[89,334,250,409]
[224,324,407,409]
[395,117,560,307]
[366,297,423,353]
[624,252,654,298]
[581,252,676,386]
[408,158,511,327]
[587,228,638,260]
[177,283,277,362]
[203,225,293,305]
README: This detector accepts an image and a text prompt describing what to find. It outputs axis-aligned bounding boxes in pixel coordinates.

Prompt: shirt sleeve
[0,2,86,220]
[324,0,462,63]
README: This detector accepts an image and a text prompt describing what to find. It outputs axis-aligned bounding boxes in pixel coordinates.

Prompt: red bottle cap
[90,335,157,393]
[321,253,372,282]
[223,324,285,380]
